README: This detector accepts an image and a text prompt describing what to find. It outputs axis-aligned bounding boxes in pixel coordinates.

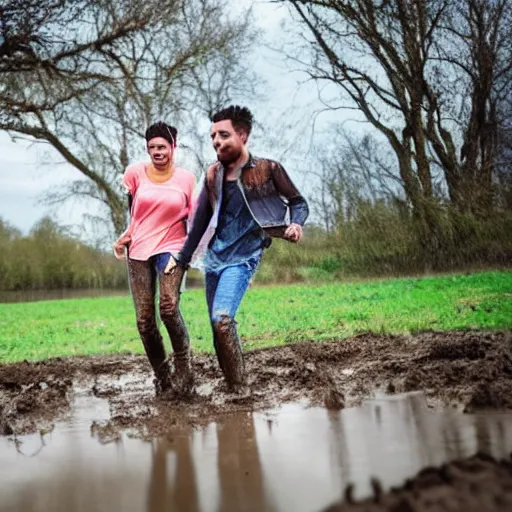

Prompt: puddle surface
[2,392,512,512]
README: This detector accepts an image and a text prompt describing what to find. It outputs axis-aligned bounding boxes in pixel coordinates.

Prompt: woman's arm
[113,169,139,259]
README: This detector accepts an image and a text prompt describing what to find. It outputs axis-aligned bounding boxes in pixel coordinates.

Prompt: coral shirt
[123,162,196,261]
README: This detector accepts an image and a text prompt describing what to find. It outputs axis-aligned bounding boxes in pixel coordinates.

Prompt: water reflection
[2,392,512,512]
[219,412,277,512]
[146,412,275,512]
[326,393,512,500]
[0,277,203,303]
[148,436,200,512]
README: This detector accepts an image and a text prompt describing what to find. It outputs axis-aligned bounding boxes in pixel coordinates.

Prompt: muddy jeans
[205,258,260,324]
[205,259,259,389]
[127,253,189,377]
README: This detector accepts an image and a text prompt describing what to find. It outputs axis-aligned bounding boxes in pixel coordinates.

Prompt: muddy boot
[212,327,225,374]
[172,354,195,398]
[153,360,173,397]
[212,316,247,394]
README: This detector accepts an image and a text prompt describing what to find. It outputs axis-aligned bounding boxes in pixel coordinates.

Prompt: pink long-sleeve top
[123,162,196,261]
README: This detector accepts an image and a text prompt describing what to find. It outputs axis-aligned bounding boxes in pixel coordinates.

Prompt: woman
[114,122,196,397]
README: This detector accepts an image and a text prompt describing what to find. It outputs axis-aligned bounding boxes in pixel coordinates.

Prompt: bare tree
[0,0,260,237]
[309,130,402,232]
[495,93,512,211]
[279,0,512,238]
[0,0,171,115]
[441,0,512,212]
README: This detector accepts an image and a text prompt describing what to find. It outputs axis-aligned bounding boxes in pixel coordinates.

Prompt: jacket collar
[244,154,256,169]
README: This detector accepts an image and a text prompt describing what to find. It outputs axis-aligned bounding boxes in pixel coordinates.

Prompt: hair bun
[145,122,178,146]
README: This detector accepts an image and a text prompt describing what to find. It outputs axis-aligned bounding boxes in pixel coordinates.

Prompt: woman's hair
[211,105,253,136]
[145,122,178,147]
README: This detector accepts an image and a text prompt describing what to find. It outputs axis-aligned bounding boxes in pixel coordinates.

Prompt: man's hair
[211,105,253,136]
[145,121,178,147]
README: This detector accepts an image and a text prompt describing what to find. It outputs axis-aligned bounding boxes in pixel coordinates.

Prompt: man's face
[147,137,174,168]
[210,119,246,164]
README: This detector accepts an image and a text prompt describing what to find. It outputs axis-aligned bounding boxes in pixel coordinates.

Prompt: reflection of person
[166,106,309,393]
[113,122,195,396]
[216,411,275,512]
[146,413,274,512]
[147,436,200,512]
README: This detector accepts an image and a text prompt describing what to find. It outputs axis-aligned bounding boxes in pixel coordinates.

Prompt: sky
[0,132,92,234]
[0,1,359,238]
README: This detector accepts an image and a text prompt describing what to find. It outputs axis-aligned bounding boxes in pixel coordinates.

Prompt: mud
[324,454,512,511]
[2,330,512,511]
[3,391,512,511]
[1,330,512,439]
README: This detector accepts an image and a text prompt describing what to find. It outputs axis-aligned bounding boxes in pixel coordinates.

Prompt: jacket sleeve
[271,161,309,226]
[175,181,213,266]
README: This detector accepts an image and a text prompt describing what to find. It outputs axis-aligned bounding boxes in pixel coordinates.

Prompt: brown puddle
[2,391,512,512]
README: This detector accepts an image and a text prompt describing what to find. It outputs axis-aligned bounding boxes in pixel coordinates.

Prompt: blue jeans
[150,252,173,274]
[205,258,260,324]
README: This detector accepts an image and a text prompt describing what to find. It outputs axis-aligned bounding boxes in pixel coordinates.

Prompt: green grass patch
[1,270,511,363]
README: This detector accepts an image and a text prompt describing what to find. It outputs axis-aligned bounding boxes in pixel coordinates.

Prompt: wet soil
[324,453,512,512]
[2,330,512,511]
[1,330,512,440]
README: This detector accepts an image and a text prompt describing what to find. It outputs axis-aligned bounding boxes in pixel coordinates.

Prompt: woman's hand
[283,223,303,243]
[113,234,131,260]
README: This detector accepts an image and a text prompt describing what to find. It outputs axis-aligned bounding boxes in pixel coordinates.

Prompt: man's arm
[271,161,309,226]
[168,182,213,270]
[270,161,309,242]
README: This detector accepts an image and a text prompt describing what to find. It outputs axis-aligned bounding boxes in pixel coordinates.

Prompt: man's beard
[217,147,242,166]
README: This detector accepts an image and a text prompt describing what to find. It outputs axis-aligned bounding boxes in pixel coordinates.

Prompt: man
[166,105,309,393]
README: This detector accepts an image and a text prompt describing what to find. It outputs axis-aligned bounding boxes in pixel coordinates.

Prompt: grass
[0,270,511,363]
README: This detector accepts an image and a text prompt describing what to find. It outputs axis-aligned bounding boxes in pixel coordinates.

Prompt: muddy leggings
[127,255,189,377]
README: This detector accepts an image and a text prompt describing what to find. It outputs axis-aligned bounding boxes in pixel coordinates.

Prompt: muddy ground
[1,330,512,510]
[1,330,512,438]
[324,453,512,512]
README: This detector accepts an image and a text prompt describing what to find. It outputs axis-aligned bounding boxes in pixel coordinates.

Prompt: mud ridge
[323,452,512,512]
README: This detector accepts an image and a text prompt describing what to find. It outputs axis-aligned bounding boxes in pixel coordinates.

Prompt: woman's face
[147,137,174,168]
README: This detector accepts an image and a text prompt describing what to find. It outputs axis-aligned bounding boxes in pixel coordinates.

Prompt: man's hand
[164,255,178,274]
[283,223,303,243]
[113,234,131,260]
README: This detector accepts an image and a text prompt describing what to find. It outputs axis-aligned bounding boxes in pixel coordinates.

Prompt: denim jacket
[177,155,309,267]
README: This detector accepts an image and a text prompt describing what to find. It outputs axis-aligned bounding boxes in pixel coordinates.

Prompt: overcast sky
[0,1,359,238]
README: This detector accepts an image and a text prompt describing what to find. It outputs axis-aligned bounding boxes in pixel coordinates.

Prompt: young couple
[114,106,309,397]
